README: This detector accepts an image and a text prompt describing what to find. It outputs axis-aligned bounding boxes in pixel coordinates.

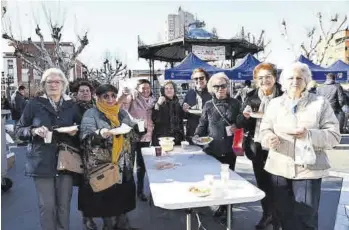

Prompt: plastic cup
[204,174,215,186]
[137,120,145,132]
[44,131,52,144]
[155,146,162,157]
[221,164,230,172]
[220,171,230,184]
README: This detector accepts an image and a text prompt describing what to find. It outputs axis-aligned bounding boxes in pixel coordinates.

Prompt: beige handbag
[57,144,84,174]
[89,163,121,192]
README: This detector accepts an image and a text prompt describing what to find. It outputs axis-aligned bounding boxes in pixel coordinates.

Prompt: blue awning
[230,54,261,80]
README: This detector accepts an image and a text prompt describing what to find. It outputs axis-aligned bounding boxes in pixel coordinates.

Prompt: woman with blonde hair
[15,68,81,230]
[194,72,241,221]
[260,62,341,230]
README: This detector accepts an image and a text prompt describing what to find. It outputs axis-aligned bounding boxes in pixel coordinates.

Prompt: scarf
[134,94,155,111]
[165,96,181,135]
[77,100,94,113]
[96,100,124,164]
[47,95,64,112]
[254,87,277,142]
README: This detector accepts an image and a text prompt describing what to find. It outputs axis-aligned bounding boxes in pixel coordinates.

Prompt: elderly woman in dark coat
[15,68,80,230]
[236,63,283,230]
[152,81,184,145]
[194,72,241,220]
[79,84,141,230]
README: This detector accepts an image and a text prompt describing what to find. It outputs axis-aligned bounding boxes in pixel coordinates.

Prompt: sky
[1,0,349,71]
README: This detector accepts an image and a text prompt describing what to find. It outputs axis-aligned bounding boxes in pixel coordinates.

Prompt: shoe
[213,206,226,217]
[114,214,138,230]
[83,217,97,230]
[255,214,272,229]
[137,192,148,202]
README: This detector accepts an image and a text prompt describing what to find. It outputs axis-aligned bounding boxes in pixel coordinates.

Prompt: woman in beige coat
[260,62,341,230]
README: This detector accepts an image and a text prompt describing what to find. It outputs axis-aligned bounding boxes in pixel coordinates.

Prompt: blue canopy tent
[230,54,261,80]
[297,55,347,82]
[328,60,349,82]
[164,53,231,80]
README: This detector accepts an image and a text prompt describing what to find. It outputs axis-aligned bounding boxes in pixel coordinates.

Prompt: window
[7,60,13,69]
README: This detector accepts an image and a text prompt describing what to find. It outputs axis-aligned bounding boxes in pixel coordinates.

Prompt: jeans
[33,174,74,230]
[271,175,321,230]
[335,111,345,133]
[135,142,150,193]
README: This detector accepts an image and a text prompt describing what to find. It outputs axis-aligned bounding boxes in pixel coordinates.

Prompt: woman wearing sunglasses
[79,84,140,230]
[182,68,212,142]
[194,72,241,221]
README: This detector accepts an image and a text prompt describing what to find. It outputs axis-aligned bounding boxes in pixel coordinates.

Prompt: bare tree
[1,3,88,78]
[1,0,7,18]
[211,27,218,37]
[281,12,347,65]
[236,27,271,61]
[83,58,129,87]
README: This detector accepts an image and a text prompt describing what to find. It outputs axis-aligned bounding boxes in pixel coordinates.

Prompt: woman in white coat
[260,62,341,230]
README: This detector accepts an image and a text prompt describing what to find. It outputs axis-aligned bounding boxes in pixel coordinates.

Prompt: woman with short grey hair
[16,68,81,230]
[259,62,341,230]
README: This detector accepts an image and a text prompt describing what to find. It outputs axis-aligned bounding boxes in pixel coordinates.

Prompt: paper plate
[188,109,202,115]
[189,186,211,197]
[250,112,264,119]
[55,125,79,133]
[192,137,213,146]
[109,123,132,135]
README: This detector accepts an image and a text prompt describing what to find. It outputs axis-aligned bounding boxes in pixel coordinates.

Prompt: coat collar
[37,94,73,114]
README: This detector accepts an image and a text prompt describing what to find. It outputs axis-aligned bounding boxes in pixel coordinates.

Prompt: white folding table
[142,146,265,230]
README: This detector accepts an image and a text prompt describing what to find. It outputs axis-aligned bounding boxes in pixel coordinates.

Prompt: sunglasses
[213,84,227,90]
[193,76,205,81]
[102,93,117,99]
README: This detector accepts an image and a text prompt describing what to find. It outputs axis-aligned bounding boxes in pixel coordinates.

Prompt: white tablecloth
[142,146,265,210]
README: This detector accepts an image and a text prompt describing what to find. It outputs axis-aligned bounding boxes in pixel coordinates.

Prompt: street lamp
[1,71,14,99]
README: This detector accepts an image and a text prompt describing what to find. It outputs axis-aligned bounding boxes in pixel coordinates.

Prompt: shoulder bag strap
[212,101,231,126]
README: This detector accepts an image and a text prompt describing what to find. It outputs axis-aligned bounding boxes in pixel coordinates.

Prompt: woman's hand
[67,130,78,136]
[243,105,252,119]
[183,103,190,112]
[157,96,166,106]
[32,126,48,138]
[100,128,112,139]
[230,124,237,133]
[268,134,280,149]
[294,127,308,139]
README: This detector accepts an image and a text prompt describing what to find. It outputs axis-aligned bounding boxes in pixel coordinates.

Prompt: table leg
[186,209,192,230]
[226,204,232,230]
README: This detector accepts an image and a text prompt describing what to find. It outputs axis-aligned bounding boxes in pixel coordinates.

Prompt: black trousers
[135,142,150,193]
[252,143,274,217]
[271,175,322,230]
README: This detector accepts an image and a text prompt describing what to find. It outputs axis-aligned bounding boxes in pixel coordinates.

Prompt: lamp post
[1,71,14,99]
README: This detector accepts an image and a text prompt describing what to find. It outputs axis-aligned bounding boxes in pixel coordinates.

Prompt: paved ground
[1,146,343,230]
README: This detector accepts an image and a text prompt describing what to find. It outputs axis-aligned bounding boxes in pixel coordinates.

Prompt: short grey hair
[207,72,230,94]
[279,62,312,92]
[40,68,69,94]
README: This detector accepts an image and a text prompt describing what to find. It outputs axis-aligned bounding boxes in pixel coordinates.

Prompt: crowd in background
[0,61,347,230]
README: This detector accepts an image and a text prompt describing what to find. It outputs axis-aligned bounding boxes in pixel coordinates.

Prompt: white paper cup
[44,131,52,144]
[204,174,215,186]
[220,171,230,184]
[221,164,230,172]
[137,120,145,132]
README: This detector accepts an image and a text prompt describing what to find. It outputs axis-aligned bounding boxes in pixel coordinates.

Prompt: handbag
[242,132,258,161]
[232,128,244,156]
[88,163,121,192]
[57,144,84,174]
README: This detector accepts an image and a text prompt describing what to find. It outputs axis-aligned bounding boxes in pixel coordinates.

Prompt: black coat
[152,97,184,145]
[15,96,81,177]
[12,91,27,120]
[317,81,344,113]
[195,96,241,157]
[183,88,212,138]
[236,84,283,136]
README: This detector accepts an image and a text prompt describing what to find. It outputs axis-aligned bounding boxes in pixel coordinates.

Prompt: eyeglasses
[102,93,117,99]
[257,75,274,81]
[46,80,63,85]
[213,84,227,90]
[193,76,205,81]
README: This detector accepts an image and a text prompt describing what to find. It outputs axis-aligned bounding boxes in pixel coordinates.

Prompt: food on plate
[189,186,211,196]
[199,137,211,143]
[154,161,175,170]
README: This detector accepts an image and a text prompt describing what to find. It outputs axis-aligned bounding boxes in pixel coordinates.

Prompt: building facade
[2,42,85,96]
[164,7,195,41]
[317,29,349,66]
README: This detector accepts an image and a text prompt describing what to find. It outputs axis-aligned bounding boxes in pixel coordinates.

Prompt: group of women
[15,60,341,230]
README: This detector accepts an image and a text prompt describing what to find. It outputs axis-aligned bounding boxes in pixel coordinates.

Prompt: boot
[83,217,97,230]
[137,190,148,202]
[102,217,114,230]
[255,214,272,229]
[115,214,139,230]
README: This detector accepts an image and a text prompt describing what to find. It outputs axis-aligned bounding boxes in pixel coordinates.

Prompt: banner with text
[192,45,226,61]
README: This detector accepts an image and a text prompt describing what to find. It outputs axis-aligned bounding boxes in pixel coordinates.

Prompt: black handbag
[242,131,258,161]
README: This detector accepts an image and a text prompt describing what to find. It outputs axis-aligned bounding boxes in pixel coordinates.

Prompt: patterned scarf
[47,94,64,112]
[254,87,277,142]
[96,100,124,164]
